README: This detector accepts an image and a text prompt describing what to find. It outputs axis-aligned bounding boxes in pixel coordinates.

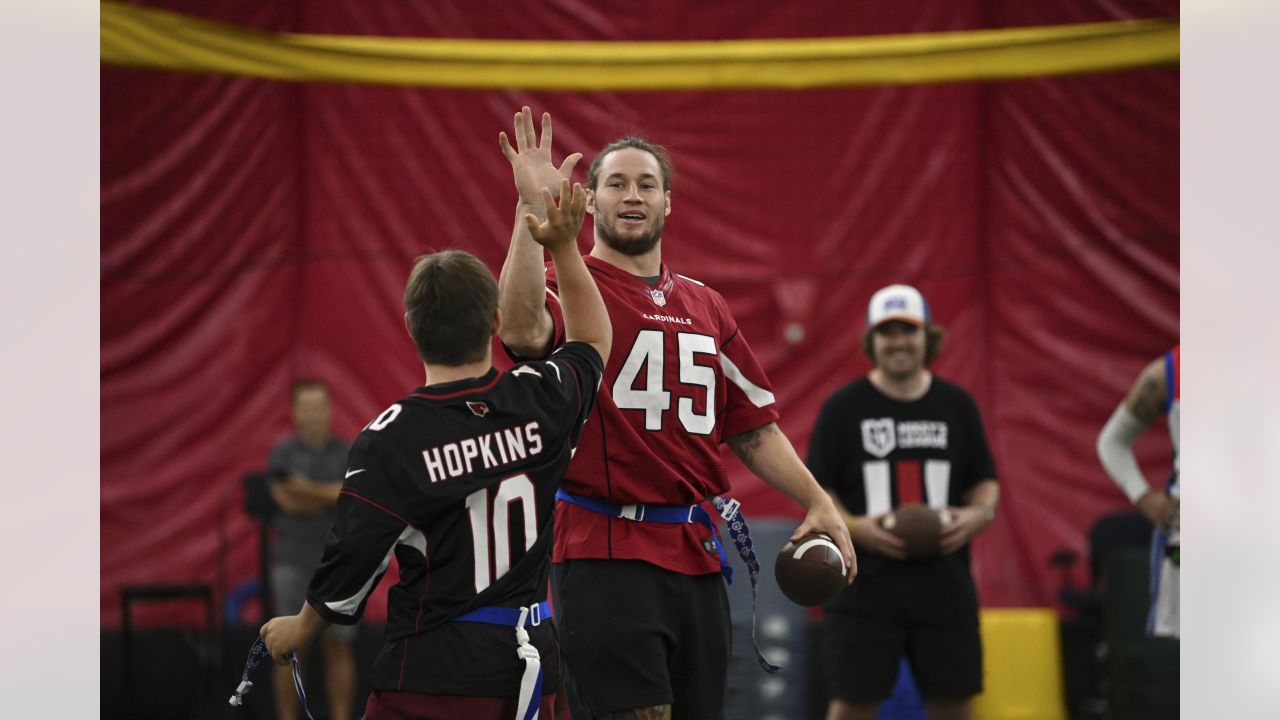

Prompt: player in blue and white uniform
[1097,344,1180,637]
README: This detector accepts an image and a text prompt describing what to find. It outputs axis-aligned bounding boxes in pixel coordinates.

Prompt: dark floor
[101,623,385,720]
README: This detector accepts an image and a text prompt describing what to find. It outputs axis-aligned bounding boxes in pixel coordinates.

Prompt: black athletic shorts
[822,562,982,703]
[553,559,730,719]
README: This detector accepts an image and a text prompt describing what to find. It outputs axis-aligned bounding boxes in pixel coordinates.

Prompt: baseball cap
[867,284,931,328]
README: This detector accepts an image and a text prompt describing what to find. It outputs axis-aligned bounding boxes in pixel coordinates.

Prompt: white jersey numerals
[612,330,671,430]
[464,473,537,592]
[676,333,718,434]
[861,459,952,516]
[612,330,716,435]
[365,404,402,431]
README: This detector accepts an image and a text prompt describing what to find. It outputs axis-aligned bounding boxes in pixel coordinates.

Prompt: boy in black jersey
[808,284,999,720]
[261,180,610,720]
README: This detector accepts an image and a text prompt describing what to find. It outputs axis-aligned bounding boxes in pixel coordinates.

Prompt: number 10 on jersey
[464,474,537,593]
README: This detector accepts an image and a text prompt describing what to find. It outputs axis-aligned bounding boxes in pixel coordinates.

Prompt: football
[880,504,952,557]
[774,532,847,607]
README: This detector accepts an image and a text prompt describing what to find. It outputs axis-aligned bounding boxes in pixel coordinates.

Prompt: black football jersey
[304,341,602,695]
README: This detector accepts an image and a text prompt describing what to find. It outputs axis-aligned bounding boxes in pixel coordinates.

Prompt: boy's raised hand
[523,179,586,251]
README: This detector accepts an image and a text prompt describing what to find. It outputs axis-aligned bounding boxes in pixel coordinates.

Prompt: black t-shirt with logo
[304,342,603,696]
[807,376,996,613]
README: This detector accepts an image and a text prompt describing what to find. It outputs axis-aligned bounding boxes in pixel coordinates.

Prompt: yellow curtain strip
[100,1,1178,90]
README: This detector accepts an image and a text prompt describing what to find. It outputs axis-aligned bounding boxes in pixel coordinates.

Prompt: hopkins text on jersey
[422,422,544,483]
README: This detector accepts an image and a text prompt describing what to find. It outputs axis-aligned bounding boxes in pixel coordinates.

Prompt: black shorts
[365,690,557,720]
[822,564,982,703]
[553,559,730,719]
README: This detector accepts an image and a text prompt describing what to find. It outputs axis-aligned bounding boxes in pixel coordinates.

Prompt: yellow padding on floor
[972,608,1067,720]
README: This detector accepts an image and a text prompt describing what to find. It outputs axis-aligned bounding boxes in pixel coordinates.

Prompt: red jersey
[540,255,779,575]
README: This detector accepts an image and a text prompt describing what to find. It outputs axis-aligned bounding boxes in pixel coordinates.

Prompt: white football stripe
[325,526,424,616]
[720,354,776,407]
[397,526,427,556]
[792,536,846,575]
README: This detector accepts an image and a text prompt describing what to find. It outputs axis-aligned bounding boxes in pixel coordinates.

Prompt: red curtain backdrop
[101,1,1178,627]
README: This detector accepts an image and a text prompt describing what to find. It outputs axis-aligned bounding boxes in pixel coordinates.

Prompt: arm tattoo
[727,423,779,471]
[1126,363,1166,424]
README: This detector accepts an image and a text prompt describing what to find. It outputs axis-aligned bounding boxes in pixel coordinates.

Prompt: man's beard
[876,351,924,381]
[596,213,663,257]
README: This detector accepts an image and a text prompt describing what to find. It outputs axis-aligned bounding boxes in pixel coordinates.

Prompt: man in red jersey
[496,107,856,720]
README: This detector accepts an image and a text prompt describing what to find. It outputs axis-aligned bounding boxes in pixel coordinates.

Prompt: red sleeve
[716,301,779,439]
[544,274,566,348]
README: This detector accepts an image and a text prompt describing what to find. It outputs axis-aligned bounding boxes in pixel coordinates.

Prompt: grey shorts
[271,563,358,642]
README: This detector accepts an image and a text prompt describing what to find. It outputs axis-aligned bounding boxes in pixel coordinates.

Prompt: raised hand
[499,106,583,207]
[523,179,586,251]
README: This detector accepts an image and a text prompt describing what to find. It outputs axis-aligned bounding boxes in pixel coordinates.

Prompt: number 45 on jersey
[612,330,719,435]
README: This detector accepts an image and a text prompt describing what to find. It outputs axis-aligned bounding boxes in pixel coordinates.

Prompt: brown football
[880,504,950,557]
[774,532,847,607]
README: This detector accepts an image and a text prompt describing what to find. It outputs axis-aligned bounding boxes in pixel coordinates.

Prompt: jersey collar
[412,368,501,400]
[584,255,677,299]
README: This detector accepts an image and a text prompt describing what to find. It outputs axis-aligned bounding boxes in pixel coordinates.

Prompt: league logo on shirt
[466,401,490,418]
[861,418,896,458]
[650,289,667,307]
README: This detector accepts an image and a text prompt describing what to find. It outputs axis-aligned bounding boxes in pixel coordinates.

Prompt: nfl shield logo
[466,401,490,418]
[861,418,896,458]
[650,289,667,307]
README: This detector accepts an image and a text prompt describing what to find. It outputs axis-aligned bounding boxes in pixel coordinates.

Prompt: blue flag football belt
[229,601,553,720]
[555,489,781,674]
[454,601,552,720]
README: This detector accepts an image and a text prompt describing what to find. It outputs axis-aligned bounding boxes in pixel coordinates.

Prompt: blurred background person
[1096,345,1180,638]
[267,379,357,720]
[808,284,999,720]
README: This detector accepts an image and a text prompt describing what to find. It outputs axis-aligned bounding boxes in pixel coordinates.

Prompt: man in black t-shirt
[808,284,999,720]
[260,181,611,720]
